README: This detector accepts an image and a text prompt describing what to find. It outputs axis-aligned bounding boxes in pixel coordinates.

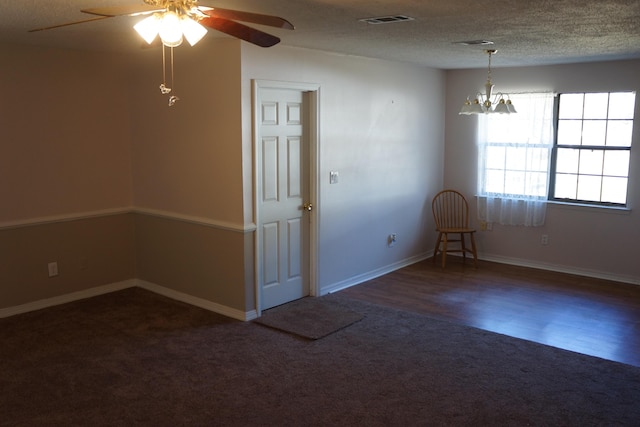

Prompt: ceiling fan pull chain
[159,44,171,95]
[168,46,179,106]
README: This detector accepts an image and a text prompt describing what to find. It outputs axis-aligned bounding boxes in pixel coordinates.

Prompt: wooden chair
[432,190,478,268]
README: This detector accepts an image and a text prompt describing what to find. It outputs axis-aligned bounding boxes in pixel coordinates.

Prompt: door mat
[254,296,364,340]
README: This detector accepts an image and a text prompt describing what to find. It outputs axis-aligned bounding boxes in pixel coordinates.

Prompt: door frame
[252,79,320,316]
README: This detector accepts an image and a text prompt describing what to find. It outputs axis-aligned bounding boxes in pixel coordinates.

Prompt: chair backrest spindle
[432,190,469,230]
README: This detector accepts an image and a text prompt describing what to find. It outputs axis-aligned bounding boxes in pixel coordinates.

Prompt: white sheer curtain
[477,92,555,227]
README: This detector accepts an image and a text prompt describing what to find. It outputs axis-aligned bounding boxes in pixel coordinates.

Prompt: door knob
[303,203,313,212]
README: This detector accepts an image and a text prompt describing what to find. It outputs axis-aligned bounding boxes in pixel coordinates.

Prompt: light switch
[330,171,339,184]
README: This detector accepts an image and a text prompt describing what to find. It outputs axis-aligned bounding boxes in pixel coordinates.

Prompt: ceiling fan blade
[81,4,163,17]
[28,16,111,32]
[200,17,281,48]
[201,8,294,30]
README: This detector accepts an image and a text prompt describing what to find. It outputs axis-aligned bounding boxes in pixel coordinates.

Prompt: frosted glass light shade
[159,11,183,47]
[134,14,161,44]
[459,98,474,115]
[493,98,510,114]
[180,16,207,46]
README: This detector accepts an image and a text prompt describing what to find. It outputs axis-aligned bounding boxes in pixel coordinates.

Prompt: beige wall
[0,214,136,308]
[0,44,135,311]
[127,39,254,312]
[0,43,133,223]
[129,38,245,226]
[133,214,250,310]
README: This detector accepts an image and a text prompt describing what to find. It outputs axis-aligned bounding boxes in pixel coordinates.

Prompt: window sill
[547,200,631,215]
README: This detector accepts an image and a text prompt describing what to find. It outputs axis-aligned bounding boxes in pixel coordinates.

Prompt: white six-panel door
[257,87,311,310]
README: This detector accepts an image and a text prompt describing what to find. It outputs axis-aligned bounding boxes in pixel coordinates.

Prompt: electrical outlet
[541,234,549,245]
[47,262,59,277]
[480,221,493,231]
[388,233,397,247]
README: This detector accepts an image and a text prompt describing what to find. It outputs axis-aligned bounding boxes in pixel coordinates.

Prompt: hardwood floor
[338,257,640,367]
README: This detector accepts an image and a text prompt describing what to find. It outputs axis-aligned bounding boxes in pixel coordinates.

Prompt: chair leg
[433,232,442,264]
[441,233,448,268]
[470,232,478,267]
[460,232,467,263]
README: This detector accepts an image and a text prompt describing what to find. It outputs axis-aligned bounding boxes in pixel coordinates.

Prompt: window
[477,92,555,226]
[551,92,636,206]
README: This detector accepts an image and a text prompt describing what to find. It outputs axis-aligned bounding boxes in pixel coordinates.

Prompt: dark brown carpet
[1,287,639,426]
[254,296,364,339]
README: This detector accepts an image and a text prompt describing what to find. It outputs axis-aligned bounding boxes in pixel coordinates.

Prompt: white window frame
[549,91,636,207]
[477,92,555,227]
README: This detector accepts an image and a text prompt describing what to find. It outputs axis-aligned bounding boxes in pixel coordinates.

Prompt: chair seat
[437,227,476,234]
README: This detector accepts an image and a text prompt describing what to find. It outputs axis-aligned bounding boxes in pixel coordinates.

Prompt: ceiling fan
[30,1,294,105]
[30,0,294,48]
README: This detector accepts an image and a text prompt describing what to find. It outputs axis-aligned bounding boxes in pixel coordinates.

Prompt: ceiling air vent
[359,15,415,25]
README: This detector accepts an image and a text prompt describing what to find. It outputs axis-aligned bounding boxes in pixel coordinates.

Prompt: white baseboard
[3,252,634,320]
[479,254,640,286]
[135,280,258,321]
[0,280,136,318]
[322,252,431,295]
[322,250,639,296]
[0,279,257,321]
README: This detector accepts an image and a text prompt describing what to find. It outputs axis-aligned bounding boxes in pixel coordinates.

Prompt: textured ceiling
[2,0,640,69]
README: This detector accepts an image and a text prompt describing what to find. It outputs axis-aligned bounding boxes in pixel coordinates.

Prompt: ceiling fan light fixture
[34,1,294,106]
[180,16,207,46]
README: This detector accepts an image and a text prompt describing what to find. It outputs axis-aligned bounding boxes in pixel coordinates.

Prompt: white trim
[252,80,321,316]
[547,200,632,215]
[324,253,430,295]
[0,279,257,321]
[435,251,639,287]
[0,207,256,233]
[2,254,633,321]
[0,279,135,318]
[0,207,134,230]
[308,89,321,297]
[479,254,640,286]
[326,250,639,295]
[135,280,257,321]
[133,207,256,233]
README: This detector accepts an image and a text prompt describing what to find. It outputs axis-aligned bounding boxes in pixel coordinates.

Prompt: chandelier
[459,49,517,115]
